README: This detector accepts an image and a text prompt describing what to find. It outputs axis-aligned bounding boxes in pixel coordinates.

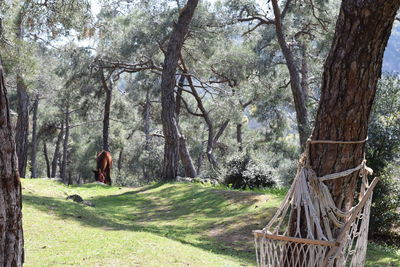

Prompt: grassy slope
[22,179,400,267]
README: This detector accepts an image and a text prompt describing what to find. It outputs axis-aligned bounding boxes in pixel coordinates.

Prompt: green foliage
[367,74,400,236]
[369,165,400,235]
[223,152,276,189]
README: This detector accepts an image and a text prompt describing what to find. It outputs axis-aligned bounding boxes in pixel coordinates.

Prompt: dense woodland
[1,0,400,266]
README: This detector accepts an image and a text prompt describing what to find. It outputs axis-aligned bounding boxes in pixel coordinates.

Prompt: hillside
[22,179,399,266]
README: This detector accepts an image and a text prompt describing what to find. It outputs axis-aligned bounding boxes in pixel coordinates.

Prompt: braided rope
[255,136,375,267]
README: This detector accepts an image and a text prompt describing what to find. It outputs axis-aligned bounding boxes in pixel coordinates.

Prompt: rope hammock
[253,138,378,267]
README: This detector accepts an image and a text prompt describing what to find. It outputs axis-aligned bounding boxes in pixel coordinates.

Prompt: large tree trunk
[160,0,199,181]
[30,94,39,178]
[288,0,400,242]
[0,59,24,266]
[51,121,63,178]
[60,106,70,182]
[100,70,112,152]
[15,76,29,178]
[271,0,310,149]
[43,142,51,178]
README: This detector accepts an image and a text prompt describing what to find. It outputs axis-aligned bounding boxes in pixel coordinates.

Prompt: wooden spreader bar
[253,230,339,247]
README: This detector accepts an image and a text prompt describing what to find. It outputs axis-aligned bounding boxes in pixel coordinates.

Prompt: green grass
[22,179,400,266]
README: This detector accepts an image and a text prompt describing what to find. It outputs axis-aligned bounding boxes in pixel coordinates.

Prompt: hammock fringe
[254,138,377,267]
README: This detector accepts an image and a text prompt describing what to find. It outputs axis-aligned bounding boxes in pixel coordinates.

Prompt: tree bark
[60,106,70,182]
[160,0,199,181]
[288,0,400,241]
[144,87,151,150]
[176,75,197,178]
[51,121,63,178]
[237,123,243,152]
[43,142,51,178]
[196,129,205,175]
[271,0,310,149]
[15,76,29,178]
[117,148,123,172]
[14,4,29,179]
[178,136,197,177]
[100,70,112,152]
[0,59,24,266]
[311,0,400,209]
[299,43,310,102]
[30,94,39,178]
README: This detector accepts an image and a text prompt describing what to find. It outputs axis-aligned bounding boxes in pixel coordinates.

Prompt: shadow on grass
[23,183,277,264]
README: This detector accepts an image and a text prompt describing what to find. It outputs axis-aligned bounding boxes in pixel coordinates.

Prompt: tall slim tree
[160,0,199,181]
[289,0,400,241]
[60,105,70,181]
[30,93,40,178]
[271,0,309,149]
[51,120,63,178]
[0,58,24,266]
[99,69,112,152]
[14,3,30,178]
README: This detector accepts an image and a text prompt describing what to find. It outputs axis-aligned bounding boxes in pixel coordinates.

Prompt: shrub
[223,152,276,189]
[369,165,400,236]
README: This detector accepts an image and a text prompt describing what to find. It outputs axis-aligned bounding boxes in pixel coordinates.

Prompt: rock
[66,195,95,207]
[210,179,219,186]
[177,176,193,183]
[66,194,84,203]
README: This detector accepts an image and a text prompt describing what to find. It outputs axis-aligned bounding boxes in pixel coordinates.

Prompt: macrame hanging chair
[253,138,378,267]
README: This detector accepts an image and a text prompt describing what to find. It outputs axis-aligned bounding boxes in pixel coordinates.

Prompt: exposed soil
[212,189,269,204]
[208,190,273,252]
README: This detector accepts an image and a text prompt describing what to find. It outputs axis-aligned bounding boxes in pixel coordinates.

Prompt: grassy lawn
[22,179,400,266]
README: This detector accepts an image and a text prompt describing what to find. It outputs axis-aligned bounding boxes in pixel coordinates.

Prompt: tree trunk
[183,72,226,170]
[51,121,63,178]
[196,130,205,175]
[15,76,29,178]
[100,70,112,152]
[288,0,400,241]
[0,59,24,266]
[30,94,39,178]
[299,43,310,102]
[144,87,151,150]
[43,142,51,178]
[179,136,197,177]
[160,0,199,181]
[237,123,243,152]
[272,0,310,149]
[207,120,230,169]
[176,75,197,178]
[14,5,29,179]
[142,87,152,179]
[311,0,400,209]
[60,106,70,182]
[117,148,123,172]
[196,151,204,175]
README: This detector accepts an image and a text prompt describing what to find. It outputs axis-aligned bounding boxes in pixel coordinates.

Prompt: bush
[369,165,400,236]
[223,152,276,189]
